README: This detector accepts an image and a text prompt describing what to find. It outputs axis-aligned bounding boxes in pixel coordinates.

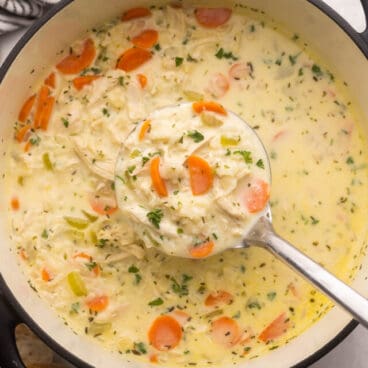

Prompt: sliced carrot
[15,124,32,143]
[116,47,152,72]
[192,101,227,116]
[150,156,168,197]
[195,8,232,28]
[86,295,109,312]
[148,315,182,351]
[39,96,55,131]
[187,155,213,195]
[189,240,214,258]
[205,290,233,307]
[132,29,159,49]
[122,7,151,21]
[89,196,118,215]
[19,249,28,260]
[24,140,32,153]
[56,38,96,75]
[149,354,159,363]
[258,313,290,342]
[137,73,148,88]
[207,73,230,98]
[41,268,53,282]
[44,72,56,88]
[211,316,241,347]
[73,252,92,261]
[170,309,191,326]
[287,283,299,298]
[10,196,20,211]
[92,264,101,277]
[33,85,50,129]
[138,119,151,141]
[18,94,36,123]
[243,178,270,213]
[72,75,100,91]
[229,62,250,80]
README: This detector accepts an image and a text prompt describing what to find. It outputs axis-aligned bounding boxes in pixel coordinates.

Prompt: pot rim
[0,0,365,367]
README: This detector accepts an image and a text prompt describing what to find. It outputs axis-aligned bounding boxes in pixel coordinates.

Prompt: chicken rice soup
[5,4,368,367]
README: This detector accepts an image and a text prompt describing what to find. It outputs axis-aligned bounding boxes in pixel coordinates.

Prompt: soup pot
[0,0,368,367]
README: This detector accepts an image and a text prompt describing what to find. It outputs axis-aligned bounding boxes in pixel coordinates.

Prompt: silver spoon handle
[246,217,368,328]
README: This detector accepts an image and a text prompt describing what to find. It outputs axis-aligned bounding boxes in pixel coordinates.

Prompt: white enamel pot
[0,1,368,367]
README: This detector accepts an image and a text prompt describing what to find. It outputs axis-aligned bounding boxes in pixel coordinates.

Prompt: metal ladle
[115,103,368,328]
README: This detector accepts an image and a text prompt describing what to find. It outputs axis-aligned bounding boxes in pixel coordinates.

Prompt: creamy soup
[115,103,270,258]
[5,4,368,367]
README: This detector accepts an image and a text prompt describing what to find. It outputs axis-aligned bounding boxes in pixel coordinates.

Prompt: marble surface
[0,1,367,367]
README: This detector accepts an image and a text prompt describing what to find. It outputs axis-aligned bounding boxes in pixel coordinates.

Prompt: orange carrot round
[24,140,32,153]
[211,316,241,347]
[41,268,53,282]
[187,155,213,195]
[192,101,227,116]
[116,47,152,72]
[86,295,109,312]
[170,310,191,326]
[150,156,168,197]
[137,73,148,88]
[10,196,20,211]
[243,178,270,213]
[149,354,159,363]
[56,38,96,75]
[122,7,151,21]
[195,8,232,28]
[89,196,118,216]
[18,94,36,123]
[44,72,56,88]
[40,96,55,131]
[73,252,92,261]
[15,124,32,143]
[205,290,233,307]
[207,73,230,98]
[189,240,214,258]
[132,29,159,49]
[258,313,289,342]
[148,315,182,351]
[138,119,151,141]
[33,85,50,129]
[72,75,100,91]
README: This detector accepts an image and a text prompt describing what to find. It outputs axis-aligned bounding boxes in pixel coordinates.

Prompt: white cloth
[0,0,60,34]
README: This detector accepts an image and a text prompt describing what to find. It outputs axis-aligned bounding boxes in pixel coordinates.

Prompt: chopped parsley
[346,156,354,165]
[215,48,238,61]
[102,107,110,117]
[256,159,265,169]
[133,342,147,355]
[175,57,184,67]
[41,229,48,239]
[148,297,164,306]
[310,216,319,225]
[147,209,163,229]
[128,265,139,273]
[234,150,253,164]
[154,43,161,51]
[267,291,277,301]
[187,130,204,143]
[311,64,323,77]
[170,274,192,296]
[61,117,69,128]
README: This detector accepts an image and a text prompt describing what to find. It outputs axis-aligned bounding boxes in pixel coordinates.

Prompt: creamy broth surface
[5,4,368,367]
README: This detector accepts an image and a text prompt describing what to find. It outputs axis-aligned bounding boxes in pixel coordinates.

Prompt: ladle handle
[247,217,368,329]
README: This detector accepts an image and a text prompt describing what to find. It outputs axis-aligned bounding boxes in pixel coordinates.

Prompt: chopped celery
[129,149,141,159]
[201,113,224,127]
[220,135,240,146]
[67,272,87,296]
[88,322,111,335]
[183,90,204,102]
[82,210,98,223]
[42,153,53,170]
[64,216,90,229]
[89,230,98,244]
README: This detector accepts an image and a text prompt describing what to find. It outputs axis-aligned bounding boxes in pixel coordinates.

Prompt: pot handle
[0,287,26,368]
[361,0,368,42]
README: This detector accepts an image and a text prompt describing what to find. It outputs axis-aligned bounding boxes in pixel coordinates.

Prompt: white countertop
[1,1,367,367]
